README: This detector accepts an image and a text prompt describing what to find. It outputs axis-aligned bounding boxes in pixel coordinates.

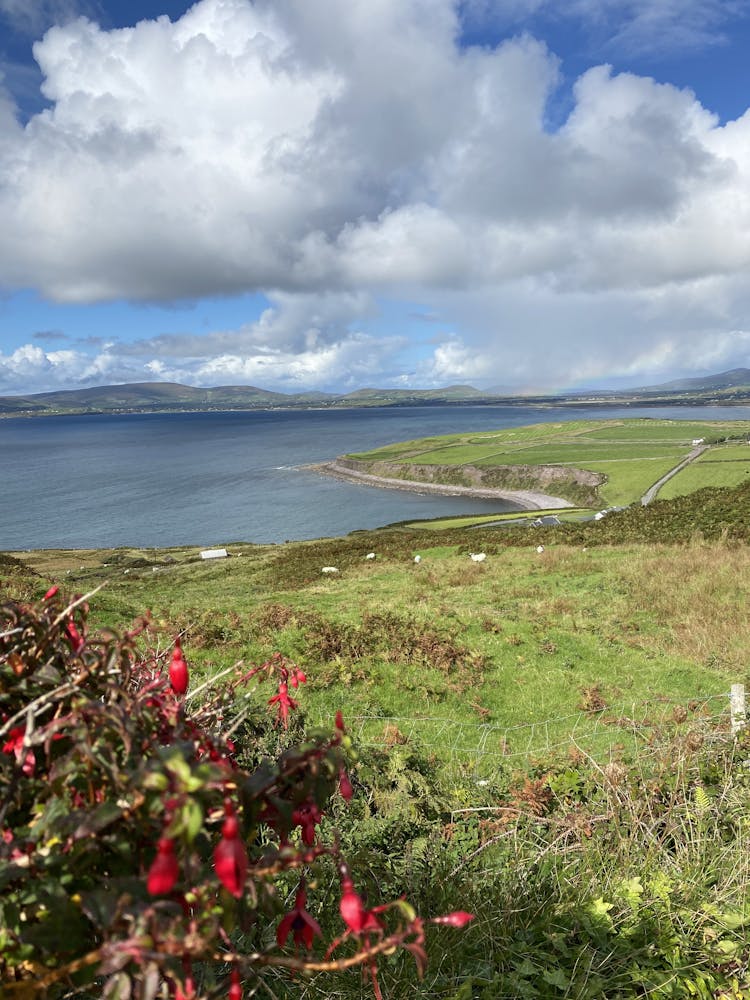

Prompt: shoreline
[311,462,575,511]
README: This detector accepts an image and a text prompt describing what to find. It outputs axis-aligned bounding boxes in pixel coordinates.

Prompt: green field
[5,479,750,998]
[346,417,750,508]
[659,441,750,498]
[5,528,745,769]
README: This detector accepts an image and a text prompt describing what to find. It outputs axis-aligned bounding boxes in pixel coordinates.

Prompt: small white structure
[365,552,376,560]
[692,438,705,446]
[413,554,422,564]
[321,566,339,574]
[200,548,228,560]
[469,552,486,562]
[536,545,545,554]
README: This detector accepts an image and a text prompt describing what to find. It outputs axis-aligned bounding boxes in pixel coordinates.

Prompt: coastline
[312,461,575,511]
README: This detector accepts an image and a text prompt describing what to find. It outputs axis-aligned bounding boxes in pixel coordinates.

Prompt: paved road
[640,445,709,506]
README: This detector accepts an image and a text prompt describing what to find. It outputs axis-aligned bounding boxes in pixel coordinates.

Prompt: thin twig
[184,662,243,703]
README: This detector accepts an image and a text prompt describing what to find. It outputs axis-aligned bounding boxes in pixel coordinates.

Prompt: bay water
[3,403,749,550]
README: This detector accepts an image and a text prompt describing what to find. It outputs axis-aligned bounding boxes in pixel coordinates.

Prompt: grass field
[659,441,750,498]
[346,417,750,509]
[6,529,746,773]
[5,482,750,997]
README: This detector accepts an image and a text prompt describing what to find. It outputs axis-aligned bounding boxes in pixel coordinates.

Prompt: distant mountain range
[2,369,750,417]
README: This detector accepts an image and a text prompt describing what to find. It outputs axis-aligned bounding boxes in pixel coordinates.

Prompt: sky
[2,1,750,396]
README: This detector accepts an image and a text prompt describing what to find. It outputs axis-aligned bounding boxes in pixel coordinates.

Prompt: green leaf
[542,968,570,990]
[143,771,169,792]
[183,798,204,842]
[445,982,474,1000]
[515,958,539,978]
[74,801,123,839]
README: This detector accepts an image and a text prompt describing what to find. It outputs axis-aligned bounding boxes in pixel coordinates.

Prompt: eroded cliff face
[335,458,604,507]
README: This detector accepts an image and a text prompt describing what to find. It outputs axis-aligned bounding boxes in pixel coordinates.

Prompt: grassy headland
[334,417,750,509]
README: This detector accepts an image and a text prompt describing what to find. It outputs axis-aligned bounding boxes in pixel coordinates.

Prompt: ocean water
[2,403,749,550]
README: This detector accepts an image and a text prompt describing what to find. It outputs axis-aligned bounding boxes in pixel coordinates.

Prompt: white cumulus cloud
[1,0,750,393]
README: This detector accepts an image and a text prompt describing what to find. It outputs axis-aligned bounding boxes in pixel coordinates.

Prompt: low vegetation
[4,469,750,997]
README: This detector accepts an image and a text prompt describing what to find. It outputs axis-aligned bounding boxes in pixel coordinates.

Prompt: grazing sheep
[365,552,376,560]
[469,552,486,563]
[413,555,422,564]
[536,545,545,554]
[321,566,339,574]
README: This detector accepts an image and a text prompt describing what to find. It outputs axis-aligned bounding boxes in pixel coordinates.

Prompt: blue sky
[2,0,750,396]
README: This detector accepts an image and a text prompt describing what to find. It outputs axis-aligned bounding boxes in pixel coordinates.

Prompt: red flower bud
[169,640,189,695]
[339,872,367,934]
[175,975,195,1000]
[43,585,59,601]
[339,769,353,801]
[214,802,248,898]
[432,910,475,927]
[335,710,346,731]
[65,620,84,653]
[147,837,179,895]
[228,967,242,1000]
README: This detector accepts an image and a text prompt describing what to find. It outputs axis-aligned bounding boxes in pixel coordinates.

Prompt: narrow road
[640,444,709,506]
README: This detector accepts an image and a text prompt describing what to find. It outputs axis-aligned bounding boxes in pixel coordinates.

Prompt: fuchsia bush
[0,591,470,999]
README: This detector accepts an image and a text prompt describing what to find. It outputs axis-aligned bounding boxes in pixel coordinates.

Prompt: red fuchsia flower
[339,768,353,801]
[169,638,189,695]
[174,960,196,1000]
[2,726,25,756]
[268,681,297,728]
[228,967,242,1000]
[289,667,307,689]
[174,979,195,1000]
[213,800,248,898]
[338,865,383,936]
[147,837,179,895]
[43,585,59,601]
[2,726,35,776]
[276,883,322,951]
[65,620,85,654]
[431,911,475,927]
[335,710,346,732]
[292,801,322,846]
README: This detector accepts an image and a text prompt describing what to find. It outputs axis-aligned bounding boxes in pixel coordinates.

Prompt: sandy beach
[313,461,575,510]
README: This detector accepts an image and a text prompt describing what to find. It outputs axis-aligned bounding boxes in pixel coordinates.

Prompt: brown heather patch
[614,544,750,671]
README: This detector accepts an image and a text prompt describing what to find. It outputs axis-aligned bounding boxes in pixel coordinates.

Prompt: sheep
[536,545,545,554]
[321,566,339,574]
[413,555,422,564]
[469,552,486,563]
[365,552,376,560]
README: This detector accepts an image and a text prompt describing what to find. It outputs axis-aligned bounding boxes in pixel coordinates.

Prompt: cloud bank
[2,0,750,393]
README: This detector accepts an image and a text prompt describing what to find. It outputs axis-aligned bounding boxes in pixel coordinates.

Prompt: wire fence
[346,690,734,780]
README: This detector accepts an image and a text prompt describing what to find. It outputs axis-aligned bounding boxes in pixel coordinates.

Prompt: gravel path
[313,462,575,511]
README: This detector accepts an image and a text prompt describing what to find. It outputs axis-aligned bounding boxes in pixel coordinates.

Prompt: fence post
[730,683,746,736]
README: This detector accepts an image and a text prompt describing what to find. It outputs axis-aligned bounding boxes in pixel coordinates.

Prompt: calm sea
[3,404,750,550]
